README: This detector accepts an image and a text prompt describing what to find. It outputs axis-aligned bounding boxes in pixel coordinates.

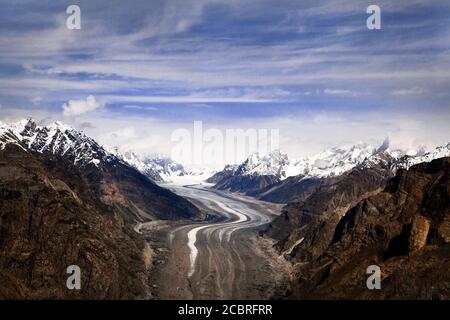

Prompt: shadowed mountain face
[275,157,450,299]
[1,119,200,222]
[0,143,151,298]
[208,150,287,195]
[0,122,201,299]
[210,171,324,203]
[253,176,323,204]
[206,165,238,184]
[213,174,281,195]
[266,159,393,250]
[76,154,200,222]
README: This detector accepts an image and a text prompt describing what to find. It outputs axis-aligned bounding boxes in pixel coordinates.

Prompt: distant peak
[15,118,34,126]
[47,120,74,132]
[414,144,428,157]
[268,149,285,156]
[376,137,390,154]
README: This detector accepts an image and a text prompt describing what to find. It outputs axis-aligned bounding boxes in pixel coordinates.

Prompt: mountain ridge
[0,118,200,221]
[208,140,450,203]
[283,157,450,299]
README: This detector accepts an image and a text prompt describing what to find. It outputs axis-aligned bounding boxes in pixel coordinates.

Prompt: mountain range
[206,137,449,298]
[208,140,450,203]
[268,157,450,299]
[1,118,449,299]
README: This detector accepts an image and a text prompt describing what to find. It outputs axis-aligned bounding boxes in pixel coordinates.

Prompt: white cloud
[101,125,167,155]
[103,94,272,104]
[324,88,351,95]
[323,88,364,96]
[62,95,103,117]
[110,127,138,139]
[123,105,158,111]
[31,97,42,105]
[391,87,424,96]
[22,63,34,72]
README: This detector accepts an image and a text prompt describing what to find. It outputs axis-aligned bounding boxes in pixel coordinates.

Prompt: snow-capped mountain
[235,150,290,178]
[3,118,449,186]
[111,150,190,182]
[394,142,450,171]
[286,142,382,179]
[1,118,117,167]
[113,150,165,182]
[221,143,380,181]
[1,118,212,184]
[209,139,450,203]
[142,155,187,180]
[166,167,218,186]
[211,139,450,183]
[0,125,24,151]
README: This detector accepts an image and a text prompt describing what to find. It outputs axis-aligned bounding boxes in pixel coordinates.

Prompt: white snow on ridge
[1,118,214,183]
[396,143,450,170]
[236,150,290,178]
[0,125,27,151]
[111,150,196,183]
[287,142,377,179]
[221,139,450,181]
[0,118,119,168]
[232,143,380,180]
[1,118,449,183]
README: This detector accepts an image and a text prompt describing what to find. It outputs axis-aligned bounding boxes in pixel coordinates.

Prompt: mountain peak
[112,150,189,183]
[0,119,115,168]
[376,137,390,154]
[235,149,290,178]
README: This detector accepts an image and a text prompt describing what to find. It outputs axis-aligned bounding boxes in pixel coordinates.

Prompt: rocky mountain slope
[1,119,200,221]
[0,142,151,298]
[0,119,201,298]
[266,153,395,246]
[267,157,450,299]
[207,150,286,194]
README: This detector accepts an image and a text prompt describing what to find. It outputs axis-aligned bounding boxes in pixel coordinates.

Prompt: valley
[144,183,290,299]
[0,118,449,300]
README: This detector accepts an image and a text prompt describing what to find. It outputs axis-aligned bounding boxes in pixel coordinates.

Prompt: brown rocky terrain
[0,138,199,299]
[266,156,393,253]
[277,157,450,299]
[206,164,237,184]
[213,174,280,195]
[253,176,323,203]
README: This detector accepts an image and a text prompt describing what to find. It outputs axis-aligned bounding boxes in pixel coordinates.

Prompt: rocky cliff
[0,123,200,298]
[281,157,450,299]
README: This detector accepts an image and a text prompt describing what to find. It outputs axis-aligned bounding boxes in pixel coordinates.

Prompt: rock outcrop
[0,119,200,299]
[281,157,450,299]
[266,159,393,254]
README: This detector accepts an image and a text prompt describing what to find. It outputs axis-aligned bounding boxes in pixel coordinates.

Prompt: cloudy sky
[1,0,450,167]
